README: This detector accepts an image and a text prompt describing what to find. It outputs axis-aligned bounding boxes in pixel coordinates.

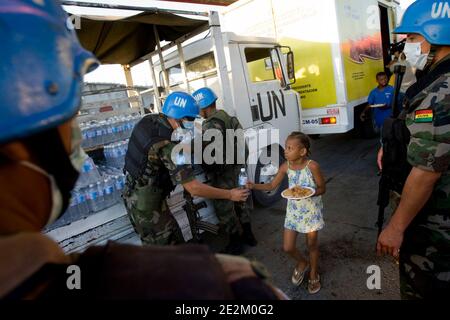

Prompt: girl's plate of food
[281,185,315,200]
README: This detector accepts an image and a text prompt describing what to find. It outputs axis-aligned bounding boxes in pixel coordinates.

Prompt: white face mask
[20,161,63,227]
[403,41,429,70]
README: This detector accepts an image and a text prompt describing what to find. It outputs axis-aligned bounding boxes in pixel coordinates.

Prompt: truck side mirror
[287,51,295,81]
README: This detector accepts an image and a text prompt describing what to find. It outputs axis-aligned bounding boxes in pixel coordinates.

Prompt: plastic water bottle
[67,191,80,222]
[97,181,106,211]
[87,184,99,212]
[77,188,90,218]
[86,124,96,148]
[114,174,125,202]
[106,119,113,144]
[238,167,248,188]
[103,178,115,208]
[238,168,248,209]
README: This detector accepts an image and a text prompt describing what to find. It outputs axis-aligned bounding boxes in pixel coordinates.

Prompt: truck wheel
[252,148,288,207]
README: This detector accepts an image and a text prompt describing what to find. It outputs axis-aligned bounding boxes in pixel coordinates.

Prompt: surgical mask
[182,121,195,131]
[70,122,87,172]
[20,161,63,227]
[403,41,429,70]
[172,127,193,143]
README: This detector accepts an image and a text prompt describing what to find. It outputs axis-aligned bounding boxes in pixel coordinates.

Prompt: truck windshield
[244,47,284,85]
[160,52,216,87]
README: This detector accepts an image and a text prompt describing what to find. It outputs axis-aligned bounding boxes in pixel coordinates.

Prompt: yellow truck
[221,0,400,135]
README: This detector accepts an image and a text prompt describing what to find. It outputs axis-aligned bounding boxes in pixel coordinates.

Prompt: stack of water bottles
[49,157,126,229]
[103,140,128,169]
[80,114,140,149]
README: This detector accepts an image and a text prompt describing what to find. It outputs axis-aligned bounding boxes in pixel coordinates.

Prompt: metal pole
[209,11,235,115]
[177,41,191,93]
[148,56,162,113]
[154,25,170,95]
[123,64,140,110]
[61,1,209,17]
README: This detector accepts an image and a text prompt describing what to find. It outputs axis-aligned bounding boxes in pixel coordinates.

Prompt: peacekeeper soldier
[0,0,284,300]
[123,91,250,245]
[193,87,257,255]
[376,0,450,299]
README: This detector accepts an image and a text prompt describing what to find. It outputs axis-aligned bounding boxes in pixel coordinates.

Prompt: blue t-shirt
[368,85,394,128]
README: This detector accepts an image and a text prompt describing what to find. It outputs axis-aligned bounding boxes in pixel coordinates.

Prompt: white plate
[281,186,315,200]
[369,104,386,108]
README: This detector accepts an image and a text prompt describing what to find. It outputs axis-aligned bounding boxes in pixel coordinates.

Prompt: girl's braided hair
[287,131,311,156]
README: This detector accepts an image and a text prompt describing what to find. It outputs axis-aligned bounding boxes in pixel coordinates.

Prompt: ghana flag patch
[414,109,433,123]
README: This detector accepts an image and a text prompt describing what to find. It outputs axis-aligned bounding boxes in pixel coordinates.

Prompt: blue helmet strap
[24,128,79,215]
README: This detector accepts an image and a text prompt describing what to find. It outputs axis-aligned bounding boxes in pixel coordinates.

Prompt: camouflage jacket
[406,54,450,223]
[134,115,195,188]
[202,109,247,170]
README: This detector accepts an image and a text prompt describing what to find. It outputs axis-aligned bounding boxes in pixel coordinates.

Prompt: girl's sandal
[308,274,321,294]
[291,264,309,286]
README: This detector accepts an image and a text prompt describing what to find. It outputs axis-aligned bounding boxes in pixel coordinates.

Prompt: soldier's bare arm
[377,168,441,257]
[183,179,249,202]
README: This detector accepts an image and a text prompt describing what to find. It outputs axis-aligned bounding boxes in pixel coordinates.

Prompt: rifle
[376,64,406,237]
[183,191,220,242]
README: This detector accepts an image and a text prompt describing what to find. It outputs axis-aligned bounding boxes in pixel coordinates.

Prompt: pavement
[239,132,400,300]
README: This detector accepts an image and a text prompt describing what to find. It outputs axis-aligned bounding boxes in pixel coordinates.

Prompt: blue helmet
[192,87,218,109]
[393,0,450,45]
[0,0,99,144]
[162,92,200,120]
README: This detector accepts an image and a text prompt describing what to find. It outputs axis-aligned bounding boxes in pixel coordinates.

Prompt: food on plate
[283,185,314,198]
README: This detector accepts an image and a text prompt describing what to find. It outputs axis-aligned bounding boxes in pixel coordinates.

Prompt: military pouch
[135,184,164,212]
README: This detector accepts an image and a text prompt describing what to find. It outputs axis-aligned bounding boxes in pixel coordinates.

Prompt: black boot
[224,232,245,255]
[242,223,258,246]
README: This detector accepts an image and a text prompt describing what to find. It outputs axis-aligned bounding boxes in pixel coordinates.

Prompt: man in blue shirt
[360,72,395,132]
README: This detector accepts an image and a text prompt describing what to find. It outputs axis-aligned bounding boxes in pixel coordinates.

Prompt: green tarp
[76,11,207,65]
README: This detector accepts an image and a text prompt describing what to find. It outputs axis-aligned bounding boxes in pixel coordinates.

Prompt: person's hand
[246,181,254,190]
[215,254,256,283]
[230,188,249,202]
[377,147,383,171]
[376,223,403,258]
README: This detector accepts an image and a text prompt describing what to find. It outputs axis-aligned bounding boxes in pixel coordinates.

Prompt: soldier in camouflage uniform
[377,0,450,299]
[193,87,257,255]
[123,92,249,246]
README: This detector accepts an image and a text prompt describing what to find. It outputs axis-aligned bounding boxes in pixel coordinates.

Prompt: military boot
[224,231,245,255]
[242,222,258,246]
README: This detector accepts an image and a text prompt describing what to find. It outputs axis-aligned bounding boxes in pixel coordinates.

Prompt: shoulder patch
[414,109,433,123]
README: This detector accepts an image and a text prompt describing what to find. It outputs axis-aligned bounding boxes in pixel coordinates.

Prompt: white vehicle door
[238,44,300,144]
[238,44,300,206]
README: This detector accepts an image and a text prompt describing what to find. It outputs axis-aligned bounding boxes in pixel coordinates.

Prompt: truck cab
[153,32,301,205]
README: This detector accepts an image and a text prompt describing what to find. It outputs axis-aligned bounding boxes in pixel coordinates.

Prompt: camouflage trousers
[208,167,251,234]
[399,221,450,299]
[123,181,184,246]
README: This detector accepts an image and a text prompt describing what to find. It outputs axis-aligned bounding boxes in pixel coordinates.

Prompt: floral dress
[284,160,324,233]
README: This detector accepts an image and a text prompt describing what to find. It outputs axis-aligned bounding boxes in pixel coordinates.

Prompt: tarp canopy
[75,11,208,65]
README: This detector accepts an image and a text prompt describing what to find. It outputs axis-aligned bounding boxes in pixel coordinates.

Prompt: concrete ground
[240,132,400,300]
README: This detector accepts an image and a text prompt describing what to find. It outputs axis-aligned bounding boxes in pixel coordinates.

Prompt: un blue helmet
[0,0,99,144]
[393,0,450,45]
[162,92,200,120]
[192,87,218,109]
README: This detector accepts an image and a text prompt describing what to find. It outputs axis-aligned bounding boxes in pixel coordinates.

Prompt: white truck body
[220,0,400,134]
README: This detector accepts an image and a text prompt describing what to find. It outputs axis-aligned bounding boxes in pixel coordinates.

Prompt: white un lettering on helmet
[174,96,187,108]
[194,93,204,102]
[431,2,450,19]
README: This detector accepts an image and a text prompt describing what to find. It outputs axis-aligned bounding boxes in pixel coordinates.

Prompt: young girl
[247,132,325,294]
